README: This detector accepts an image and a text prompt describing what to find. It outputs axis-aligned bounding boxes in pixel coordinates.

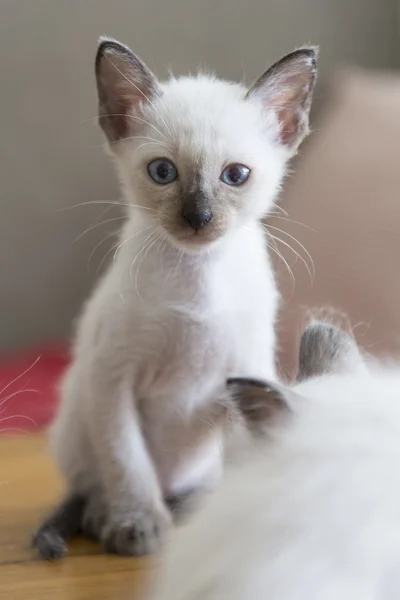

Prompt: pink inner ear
[278,105,300,145]
[266,70,313,146]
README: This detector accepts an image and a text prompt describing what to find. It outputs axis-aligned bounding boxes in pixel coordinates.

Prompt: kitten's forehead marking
[179,157,214,197]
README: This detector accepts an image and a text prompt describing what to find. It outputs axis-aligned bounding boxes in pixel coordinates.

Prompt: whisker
[0,388,39,412]
[135,232,165,301]
[0,414,38,427]
[95,225,154,276]
[128,230,159,291]
[266,231,313,282]
[90,135,170,151]
[73,216,126,243]
[81,113,169,141]
[270,204,289,217]
[114,225,155,263]
[0,356,41,399]
[265,224,315,279]
[266,240,295,292]
[59,200,160,213]
[87,229,120,271]
[268,215,317,233]
[114,135,170,149]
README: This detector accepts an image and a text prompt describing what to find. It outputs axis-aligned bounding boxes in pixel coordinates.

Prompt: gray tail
[32,494,86,560]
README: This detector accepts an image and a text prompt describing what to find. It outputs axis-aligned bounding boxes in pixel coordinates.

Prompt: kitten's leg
[88,378,171,556]
[32,494,85,560]
[164,400,233,523]
[81,485,107,541]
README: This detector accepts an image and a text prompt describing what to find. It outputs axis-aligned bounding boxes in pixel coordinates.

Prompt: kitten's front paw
[101,506,171,556]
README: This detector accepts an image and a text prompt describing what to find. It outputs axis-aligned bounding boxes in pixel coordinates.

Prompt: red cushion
[0,345,69,433]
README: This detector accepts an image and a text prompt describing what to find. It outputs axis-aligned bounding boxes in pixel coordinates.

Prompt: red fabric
[0,345,69,433]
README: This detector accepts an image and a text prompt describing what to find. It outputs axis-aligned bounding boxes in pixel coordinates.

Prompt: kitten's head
[228,315,366,436]
[95,38,318,252]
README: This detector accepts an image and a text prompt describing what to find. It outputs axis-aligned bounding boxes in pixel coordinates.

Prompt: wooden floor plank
[0,435,153,599]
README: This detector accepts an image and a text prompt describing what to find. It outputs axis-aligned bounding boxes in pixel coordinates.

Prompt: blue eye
[220,164,250,186]
[147,158,178,184]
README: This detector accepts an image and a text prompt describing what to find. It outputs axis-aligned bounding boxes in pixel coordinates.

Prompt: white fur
[50,70,288,542]
[152,363,400,600]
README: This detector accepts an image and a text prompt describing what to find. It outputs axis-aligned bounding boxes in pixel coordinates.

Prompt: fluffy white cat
[151,319,400,600]
[33,38,317,559]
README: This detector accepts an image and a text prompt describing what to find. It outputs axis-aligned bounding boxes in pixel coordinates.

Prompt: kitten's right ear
[246,47,318,153]
[95,37,159,143]
[297,320,365,381]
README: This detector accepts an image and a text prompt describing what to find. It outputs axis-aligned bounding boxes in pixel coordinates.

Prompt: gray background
[0,0,398,353]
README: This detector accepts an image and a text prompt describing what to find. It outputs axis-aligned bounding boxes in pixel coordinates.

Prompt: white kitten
[32,38,317,559]
[152,320,400,600]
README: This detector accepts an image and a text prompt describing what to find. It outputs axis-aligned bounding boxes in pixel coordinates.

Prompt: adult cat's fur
[152,320,400,600]
[32,39,317,559]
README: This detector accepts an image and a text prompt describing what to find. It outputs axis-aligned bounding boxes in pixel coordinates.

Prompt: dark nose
[182,208,213,230]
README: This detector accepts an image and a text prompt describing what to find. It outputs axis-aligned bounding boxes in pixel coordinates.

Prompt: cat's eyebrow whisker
[265,224,315,280]
[133,141,169,156]
[126,114,170,140]
[103,53,176,141]
[109,135,170,150]
[81,113,170,141]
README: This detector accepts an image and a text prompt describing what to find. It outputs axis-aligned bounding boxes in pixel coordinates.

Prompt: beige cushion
[271,69,400,378]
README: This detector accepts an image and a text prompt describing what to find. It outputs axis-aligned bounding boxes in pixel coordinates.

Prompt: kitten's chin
[163,226,229,254]
[166,234,222,254]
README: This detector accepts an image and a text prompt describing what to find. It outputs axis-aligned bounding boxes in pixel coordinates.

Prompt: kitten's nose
[182,209,213,231]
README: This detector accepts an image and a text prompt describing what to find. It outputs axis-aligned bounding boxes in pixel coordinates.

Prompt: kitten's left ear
[227,378,291,436]
[247,46,318,153]
[95,37,160,144]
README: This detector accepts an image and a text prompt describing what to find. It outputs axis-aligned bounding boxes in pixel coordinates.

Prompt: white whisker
[73,216,126,243]
[0,388,39,412]
[87,229,120,271]
[59,200,160,213]
[266,240,295,293]
[135,232,165,301]
[268,215,317,232]
[265,224,315,280]
[0,356,41,399]
[266,230,313,282]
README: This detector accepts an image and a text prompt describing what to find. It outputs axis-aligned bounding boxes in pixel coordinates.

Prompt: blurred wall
[0,0,398,352]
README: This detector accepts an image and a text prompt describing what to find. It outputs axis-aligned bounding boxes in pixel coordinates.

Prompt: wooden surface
[0,435,152,600]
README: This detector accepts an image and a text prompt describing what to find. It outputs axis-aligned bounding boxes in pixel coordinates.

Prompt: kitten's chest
[136,307,236,408]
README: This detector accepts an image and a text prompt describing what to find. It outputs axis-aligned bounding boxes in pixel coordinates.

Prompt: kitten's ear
[297,320,365,381]
[95,37,160,143]
[247,47,318,152]
[227,378,291,436]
